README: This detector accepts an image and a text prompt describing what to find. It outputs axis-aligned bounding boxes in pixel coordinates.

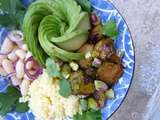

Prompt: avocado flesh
[55,13,91,51]
[23,0,91,65]
[38,15,85,61]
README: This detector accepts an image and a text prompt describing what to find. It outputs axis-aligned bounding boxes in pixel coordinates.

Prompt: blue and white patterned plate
[0,0,135,120]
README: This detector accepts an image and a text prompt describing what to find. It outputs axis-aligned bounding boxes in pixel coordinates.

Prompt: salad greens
[75,0,91,12]
[15,102,29,113]
[102,20,119,38]
[73,109,101,120]
[0,0,26,29]
[0,86,29,116]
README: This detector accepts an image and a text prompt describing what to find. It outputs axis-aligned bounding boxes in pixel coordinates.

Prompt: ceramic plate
[0,0,135,120]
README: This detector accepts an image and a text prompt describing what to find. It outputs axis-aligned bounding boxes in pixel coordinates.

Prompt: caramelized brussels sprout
[78,44,94,69]
[93,38,115,60]
[78,83,95,95]
[79,58,92,69]
[97,62,123,85]
[110,53,121,64]
[85,67,96,78]
[79,44,94,54]
[69,71,95,95]
[93,90,106,108]
[89,24,102,44]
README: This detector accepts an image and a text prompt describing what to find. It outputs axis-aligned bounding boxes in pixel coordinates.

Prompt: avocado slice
[53,13,91,51]
[55,31,88,51]
[23,0,91,63]
[38,16,85,61]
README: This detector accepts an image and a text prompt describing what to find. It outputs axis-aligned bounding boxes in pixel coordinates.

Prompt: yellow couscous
[28,71,81,120]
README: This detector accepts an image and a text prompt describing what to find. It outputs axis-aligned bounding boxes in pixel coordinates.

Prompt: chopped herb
[74,109,102,120]
[15,102,29,113]
[0,0,26,29]
[80,99,88,111]
[102,20,119,38]
[0,86,29,116]
[46,58,72,98]
[46,58,61,78]
[75,0,91,12]
[59,79,72,98]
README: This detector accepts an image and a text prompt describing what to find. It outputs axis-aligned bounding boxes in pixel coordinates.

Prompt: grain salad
[29,71,81,120]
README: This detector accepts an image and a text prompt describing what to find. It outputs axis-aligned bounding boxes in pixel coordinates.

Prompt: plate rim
[102,0,135,119]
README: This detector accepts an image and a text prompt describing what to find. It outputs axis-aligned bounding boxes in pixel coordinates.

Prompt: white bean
[15,49,26,60]
[25,52,32,60]
[2,59,14,74]
[21,44,28,51]
[16,60,24,79]
[0,67,7,76]
[8,49,18,61]
[11,75,22,86]
[20,79,31,96]
[0,55,6,65]
[26,61,33,70]
[1,37,14,53]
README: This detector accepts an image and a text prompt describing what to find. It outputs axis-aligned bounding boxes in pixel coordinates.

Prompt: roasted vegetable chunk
[79,44,94,54]
[97,62,123,85]
[110,53,121,64]
[93,38,115,60]
[69,71,95,95]
[93,90,106,108]
[89,24,102,44]
[79,44,94,69]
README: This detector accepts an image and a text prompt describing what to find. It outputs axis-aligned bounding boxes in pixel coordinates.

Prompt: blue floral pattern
[0,0,135,120]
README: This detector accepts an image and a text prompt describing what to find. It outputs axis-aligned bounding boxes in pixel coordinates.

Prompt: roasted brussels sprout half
[97,62,123,85]
[78,44,94,69]
[69,70,95,95]
[93,38,115,60]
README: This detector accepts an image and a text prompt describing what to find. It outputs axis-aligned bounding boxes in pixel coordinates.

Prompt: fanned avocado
[55,31,88,51]
[23,0,91,65]
[55,13,91,51]
[38,15,85,61]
